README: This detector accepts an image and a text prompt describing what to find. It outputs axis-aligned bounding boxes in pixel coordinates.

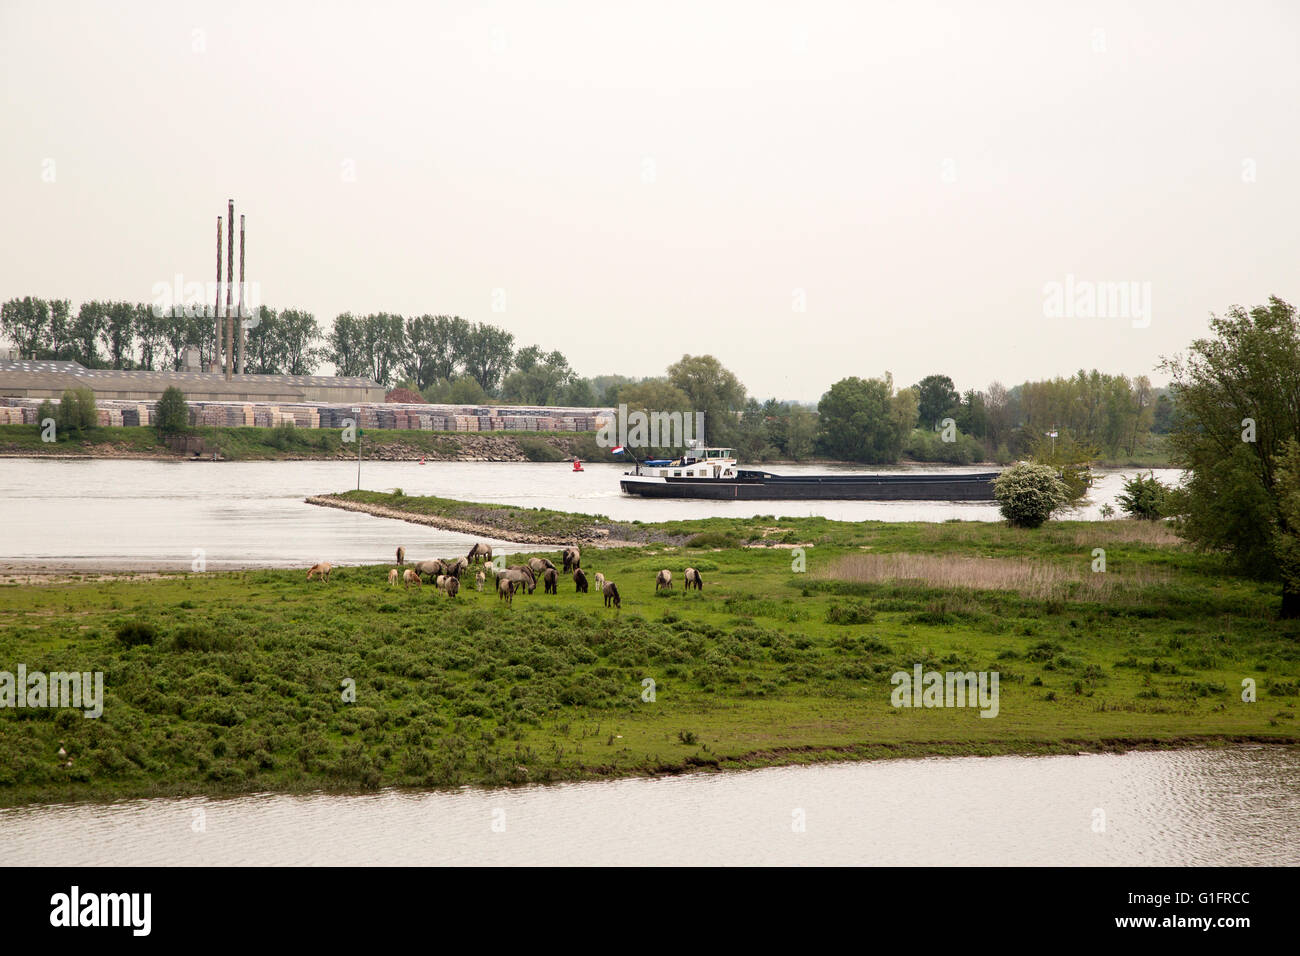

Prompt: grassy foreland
[0,502,1296,807]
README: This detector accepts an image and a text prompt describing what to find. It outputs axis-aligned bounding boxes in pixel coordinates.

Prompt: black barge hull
[619,472,998,501]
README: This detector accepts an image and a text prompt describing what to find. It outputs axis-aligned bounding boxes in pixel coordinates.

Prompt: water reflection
[2,748,1293,866]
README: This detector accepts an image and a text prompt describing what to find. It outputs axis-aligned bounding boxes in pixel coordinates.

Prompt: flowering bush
[993,462,1070,528]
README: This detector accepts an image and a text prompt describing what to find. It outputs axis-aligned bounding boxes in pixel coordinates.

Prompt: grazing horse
[528,557,555,578]
[467,542,492,564]
[413,560,442,578]
[504,567,536,594]
[306,562,332,582]
[684,567,703,591]
[387,568,399,587]
[443,575,460,598]
[543,568,558,594]
[562,547,581,573]
[498,577,515,606]
[573,568,588,593]
[403,568,422,588]
[655,569,673,591]
[435,574,448,590]
[396,546,405,565]
[476,570,486,591]
[594,572,605,592]
[448,556,470,577]
[602,580,621,609]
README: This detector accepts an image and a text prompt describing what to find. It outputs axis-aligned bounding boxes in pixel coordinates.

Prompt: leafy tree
[448,374,489,405]
[1161,296,1300,616]
[614,379,695,456]
[57,387,97,435]
[500,346,575,405]
[460,323,514,394]
[815,376,908,464]
[402,314,468,389]
[785,404,818,460]
[561,377,597,407]
[327,313,369,378]
[277,309,323,375]
[134,304,167,370]
[915,374,960,429]
[155,387,189,435]
[1116,471,1169,520]
[70,301,106,366]
[993,462,1070,528]
[0,297,50,358]
[666,354,747,446]
[588,374,638,404]
[99,301,136,368]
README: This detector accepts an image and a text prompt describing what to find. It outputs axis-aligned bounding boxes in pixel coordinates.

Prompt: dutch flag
[611,446,625,455]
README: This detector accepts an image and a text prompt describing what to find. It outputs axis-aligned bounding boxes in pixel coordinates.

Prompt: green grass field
[0,509,1296,807]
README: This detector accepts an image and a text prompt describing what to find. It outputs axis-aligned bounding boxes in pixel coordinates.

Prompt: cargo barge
[617,446,997,501]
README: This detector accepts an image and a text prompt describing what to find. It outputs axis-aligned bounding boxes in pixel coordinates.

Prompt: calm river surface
[0,458,1180,570]
[2,748,1295,866]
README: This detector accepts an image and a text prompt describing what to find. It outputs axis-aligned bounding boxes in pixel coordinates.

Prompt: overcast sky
[3,0,1297,400]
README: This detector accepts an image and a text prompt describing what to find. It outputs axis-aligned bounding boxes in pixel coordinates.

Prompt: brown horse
[396,546,405,565]
[498,577,515,606]
[467,542,492,564]
[562,547,581,573]
[306,562,332,582]
[543,568,558,594]
[476,570,486,591]
[655,569,673,591]
[602,580,621,608]
[573,568,588,593]
[684,567,703,591]
[442,575,460,598]
[403,568,422,588]
[387,568,399,586]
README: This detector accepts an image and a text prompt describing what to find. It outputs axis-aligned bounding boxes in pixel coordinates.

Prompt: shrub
[155,386,189,435]
[993,462,1070,528]
[516,436,566,462]
[685,531,739,549]
[172,626,240,652]
[115,621,158,647]
[1116,471,1170,521]
[57,387,96,435]
[825,601,876,625]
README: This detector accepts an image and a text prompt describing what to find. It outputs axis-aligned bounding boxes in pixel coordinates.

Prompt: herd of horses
[304,543,704,610]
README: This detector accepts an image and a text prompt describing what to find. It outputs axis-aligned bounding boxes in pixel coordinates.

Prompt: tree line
[3,295,1174,465]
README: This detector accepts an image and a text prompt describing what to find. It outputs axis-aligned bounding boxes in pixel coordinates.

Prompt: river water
[0,458,1180,570]
[1,748,1295,866]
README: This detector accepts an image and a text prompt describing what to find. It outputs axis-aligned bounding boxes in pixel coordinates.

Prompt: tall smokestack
[214,216,223,372]
[224,199,234,380]
[237,214,246,375]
